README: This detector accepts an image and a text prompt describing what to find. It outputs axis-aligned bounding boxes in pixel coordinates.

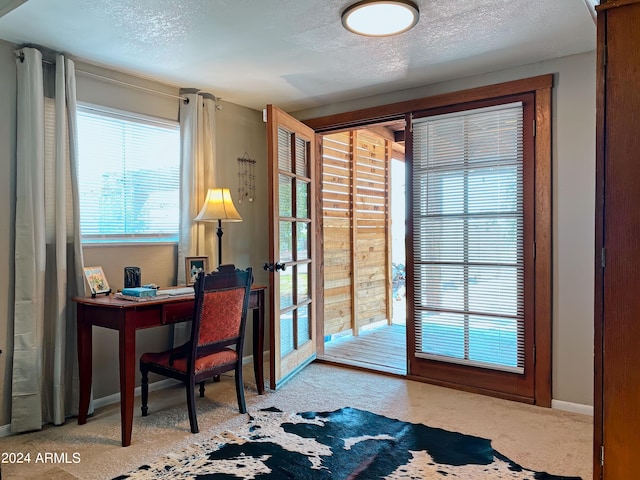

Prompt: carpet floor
[0,363,592,479]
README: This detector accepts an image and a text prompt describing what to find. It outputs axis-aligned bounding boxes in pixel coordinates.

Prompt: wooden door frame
[318,129,394,336]
[593,3,606,478]
[304,74,553,407]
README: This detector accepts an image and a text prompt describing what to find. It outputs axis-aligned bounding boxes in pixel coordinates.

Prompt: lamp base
[216,219,223,266]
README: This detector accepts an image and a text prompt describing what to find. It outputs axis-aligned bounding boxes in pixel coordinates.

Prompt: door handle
[263,262,286,272]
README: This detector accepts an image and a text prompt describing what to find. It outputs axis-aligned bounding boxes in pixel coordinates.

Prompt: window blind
[76,106,180,243]
[412,102,524,374]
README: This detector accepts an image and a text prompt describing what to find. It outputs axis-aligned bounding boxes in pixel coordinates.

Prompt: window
[77,106,180,243]
[412,102,525,373]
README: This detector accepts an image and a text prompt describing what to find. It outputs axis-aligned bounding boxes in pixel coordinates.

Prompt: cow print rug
[114,407,581,479]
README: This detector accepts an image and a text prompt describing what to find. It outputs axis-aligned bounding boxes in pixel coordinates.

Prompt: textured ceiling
[0,0,596,112]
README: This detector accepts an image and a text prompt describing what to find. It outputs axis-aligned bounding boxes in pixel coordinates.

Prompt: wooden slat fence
[322,130,391,336]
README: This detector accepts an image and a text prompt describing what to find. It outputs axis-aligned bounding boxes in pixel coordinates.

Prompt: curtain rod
[15,49,220,103]
[77,71,222,105]
[75,69,189,102]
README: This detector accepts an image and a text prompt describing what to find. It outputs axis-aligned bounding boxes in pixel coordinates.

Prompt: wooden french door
[265,105,317,390]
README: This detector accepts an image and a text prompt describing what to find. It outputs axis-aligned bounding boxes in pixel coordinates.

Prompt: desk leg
[119,312,136,447]
[252,290,265,395]
[77,304,92,425]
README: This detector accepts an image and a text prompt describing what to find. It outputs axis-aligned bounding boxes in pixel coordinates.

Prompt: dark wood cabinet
[595,1,640,478]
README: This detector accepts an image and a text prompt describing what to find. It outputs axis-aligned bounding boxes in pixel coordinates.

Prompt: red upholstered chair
[139,266,253,433]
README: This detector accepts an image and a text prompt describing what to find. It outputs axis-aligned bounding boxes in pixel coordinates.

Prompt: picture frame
[83,266,111,297]
[185,256,209,286]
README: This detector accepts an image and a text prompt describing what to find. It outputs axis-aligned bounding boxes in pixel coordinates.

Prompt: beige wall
[295,51,597,407]
[0,39,269,424]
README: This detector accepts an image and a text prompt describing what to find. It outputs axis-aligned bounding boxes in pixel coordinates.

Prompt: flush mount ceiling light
[342,0,419,37]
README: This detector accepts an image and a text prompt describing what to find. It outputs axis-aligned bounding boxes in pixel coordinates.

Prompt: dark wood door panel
[600,2,640,478]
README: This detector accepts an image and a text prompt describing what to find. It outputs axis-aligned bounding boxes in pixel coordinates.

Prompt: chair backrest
[189,266,253,361]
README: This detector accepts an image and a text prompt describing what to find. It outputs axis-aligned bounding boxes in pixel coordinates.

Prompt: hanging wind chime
[237,152,256,204]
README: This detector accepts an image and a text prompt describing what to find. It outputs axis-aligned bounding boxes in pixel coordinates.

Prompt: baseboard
[242,349,271,366]
[94,378,181,410]
[242,354,253,366]
[0,422,11,438]
[551,399,593,416]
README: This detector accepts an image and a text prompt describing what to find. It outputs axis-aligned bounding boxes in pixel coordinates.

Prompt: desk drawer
[163,301,193,325]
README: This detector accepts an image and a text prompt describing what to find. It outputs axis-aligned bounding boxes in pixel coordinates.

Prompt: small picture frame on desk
[83,266,111,297]
[185,256,209,286]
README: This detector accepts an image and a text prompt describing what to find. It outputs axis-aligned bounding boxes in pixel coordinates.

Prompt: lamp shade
[194,188,242,223]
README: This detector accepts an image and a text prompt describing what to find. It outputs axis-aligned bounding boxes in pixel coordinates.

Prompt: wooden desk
[74,285,266,447]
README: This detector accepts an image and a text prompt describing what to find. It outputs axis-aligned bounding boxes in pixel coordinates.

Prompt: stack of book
[121,287,157,297]
[117,287,166,302]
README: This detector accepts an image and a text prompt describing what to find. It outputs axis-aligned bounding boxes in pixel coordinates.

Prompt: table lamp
[194,188,242,266]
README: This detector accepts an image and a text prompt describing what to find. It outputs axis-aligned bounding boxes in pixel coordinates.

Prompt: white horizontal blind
[412,102,524,374]
[77,106,180,243]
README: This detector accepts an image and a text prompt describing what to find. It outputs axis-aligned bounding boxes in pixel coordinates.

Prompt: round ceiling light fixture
[341,0,419,37]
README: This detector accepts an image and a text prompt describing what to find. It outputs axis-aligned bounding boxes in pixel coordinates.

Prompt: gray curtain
[11,47,85,432]
[177,90,218,282]
[174,90,218,345]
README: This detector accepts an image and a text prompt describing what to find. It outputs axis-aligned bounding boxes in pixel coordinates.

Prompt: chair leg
[186,380,199,434]
[235,362,246,414]
[199,381,205,398]
[213,375,221,383]
[141,366,149,417]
